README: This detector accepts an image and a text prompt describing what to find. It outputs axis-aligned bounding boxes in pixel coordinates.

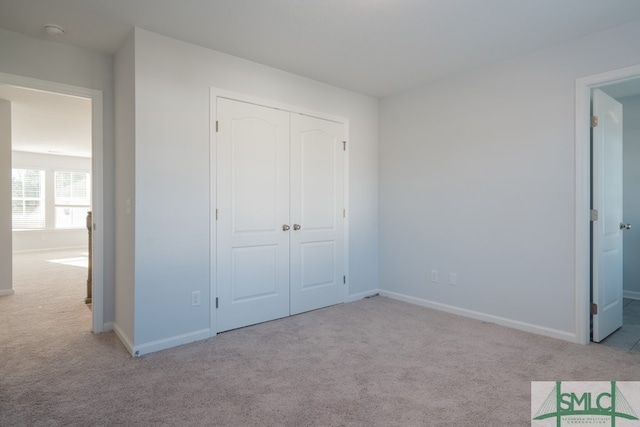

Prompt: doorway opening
[576,64,640,347]
[0,72,104,333]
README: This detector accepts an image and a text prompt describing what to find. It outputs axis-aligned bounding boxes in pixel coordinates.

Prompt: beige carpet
[2,250,640,426]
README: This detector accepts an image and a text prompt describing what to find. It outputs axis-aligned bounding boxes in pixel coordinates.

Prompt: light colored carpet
[2,250,640,426]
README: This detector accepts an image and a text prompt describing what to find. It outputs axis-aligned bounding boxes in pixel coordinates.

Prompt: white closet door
[216,98,290,332]
[290,114,345,315]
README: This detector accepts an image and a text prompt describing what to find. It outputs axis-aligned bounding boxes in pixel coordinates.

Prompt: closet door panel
[216,98,290,332]
[290,114,345,315]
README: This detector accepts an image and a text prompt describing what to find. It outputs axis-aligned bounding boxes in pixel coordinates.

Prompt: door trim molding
[209,88,350,336]
[0,71,104,333]
[575,63,640,345]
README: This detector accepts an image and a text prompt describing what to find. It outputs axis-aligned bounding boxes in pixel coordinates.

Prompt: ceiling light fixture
[43,24,65,37]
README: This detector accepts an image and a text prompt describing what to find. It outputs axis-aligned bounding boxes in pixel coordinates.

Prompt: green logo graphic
[533,381,639,426]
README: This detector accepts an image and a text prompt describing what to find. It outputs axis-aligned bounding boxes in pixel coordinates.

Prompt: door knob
[620,223,632,230]
[293,224,301,230]
[282,224,290,231]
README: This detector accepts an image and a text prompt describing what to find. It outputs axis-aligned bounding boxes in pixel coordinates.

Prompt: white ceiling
[0,85,91,158]
[2,0,640,97]
[2,0,640,157]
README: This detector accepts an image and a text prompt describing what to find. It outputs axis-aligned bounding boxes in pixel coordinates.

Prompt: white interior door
[216,98,290,333]
[592,88,624,342]
[290,114,345,315]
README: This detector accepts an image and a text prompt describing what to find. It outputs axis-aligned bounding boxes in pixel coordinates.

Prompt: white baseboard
[623,290,640,301]
[132,328,212,357]
[0,289,15,297]
[102,321,114,332]
[112,323,135,356]
[346,289,380,303]
[378,290,578,343]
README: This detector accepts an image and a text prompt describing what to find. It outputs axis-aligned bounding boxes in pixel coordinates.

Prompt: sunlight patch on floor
[47,257,88,268]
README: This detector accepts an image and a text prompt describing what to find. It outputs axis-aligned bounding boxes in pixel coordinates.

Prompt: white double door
[216,97,346,333]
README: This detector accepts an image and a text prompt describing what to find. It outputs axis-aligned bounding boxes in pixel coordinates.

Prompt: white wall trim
[575,63,640,346]
[209,89,217,337]
[112,322,134,355]
[343,120,351,302]
[132,329,212,357]
[379,290,578,343]
[103,321,114,331]
[212,88,349,124]
[624,290,640,301]
[0,71,105,334]
[0,289,15,297]
[345,290,379,303]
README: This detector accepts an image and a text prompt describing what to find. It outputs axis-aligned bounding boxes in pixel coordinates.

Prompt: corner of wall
[378,290,579,344]
[131,329,212,357]
[112,322,135,356]
[113,30,136,345]
[0,99,12,294]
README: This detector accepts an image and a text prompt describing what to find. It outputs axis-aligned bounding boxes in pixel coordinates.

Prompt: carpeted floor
[2,249,640,426]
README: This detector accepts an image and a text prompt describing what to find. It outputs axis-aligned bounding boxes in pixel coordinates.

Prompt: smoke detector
[43,24,65,37]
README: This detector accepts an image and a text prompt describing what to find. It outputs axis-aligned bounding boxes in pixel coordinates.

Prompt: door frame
[575,63,640,345]
[209,88,350,336]
[0,72,105,333]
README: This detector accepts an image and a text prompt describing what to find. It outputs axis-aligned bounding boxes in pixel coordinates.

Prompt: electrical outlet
[191,291,201,307]
[449,273,457,286]
[431,270,438,283]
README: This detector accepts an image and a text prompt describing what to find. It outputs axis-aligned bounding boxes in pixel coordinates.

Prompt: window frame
[53,169,92,230]
[11,168,46,230]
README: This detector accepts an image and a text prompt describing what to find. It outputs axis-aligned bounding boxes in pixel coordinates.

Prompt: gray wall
[0,99,11,296]
[379,19,640,341]
[621,94,640,298]
[113,30,136,348]
[115,28,379,354]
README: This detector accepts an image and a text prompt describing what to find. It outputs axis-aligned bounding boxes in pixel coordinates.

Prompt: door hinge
[590,303,598,315]
[216,209,219,220]
[590,209,598,221]
[591,116,598,128]
[343,141,347,151]
[216,297,219,309]
[343,275,346,284]
[343,208,346,218]
[216,120,219,132]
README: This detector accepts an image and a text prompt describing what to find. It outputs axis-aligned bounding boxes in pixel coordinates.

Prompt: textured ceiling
[1,0,640,97]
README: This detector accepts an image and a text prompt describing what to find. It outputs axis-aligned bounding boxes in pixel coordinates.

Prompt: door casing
[575,63,640,345]
[0,71,104,333]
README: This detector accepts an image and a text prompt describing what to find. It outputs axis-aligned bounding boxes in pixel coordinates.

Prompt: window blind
[12,169,45,230]
[54,171,91,229]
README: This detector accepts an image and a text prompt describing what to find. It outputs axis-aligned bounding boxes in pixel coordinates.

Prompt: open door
[591,88,625,342]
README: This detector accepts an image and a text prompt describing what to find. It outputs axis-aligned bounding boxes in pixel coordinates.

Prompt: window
[54,171,91,229]
[12,168,45,230]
